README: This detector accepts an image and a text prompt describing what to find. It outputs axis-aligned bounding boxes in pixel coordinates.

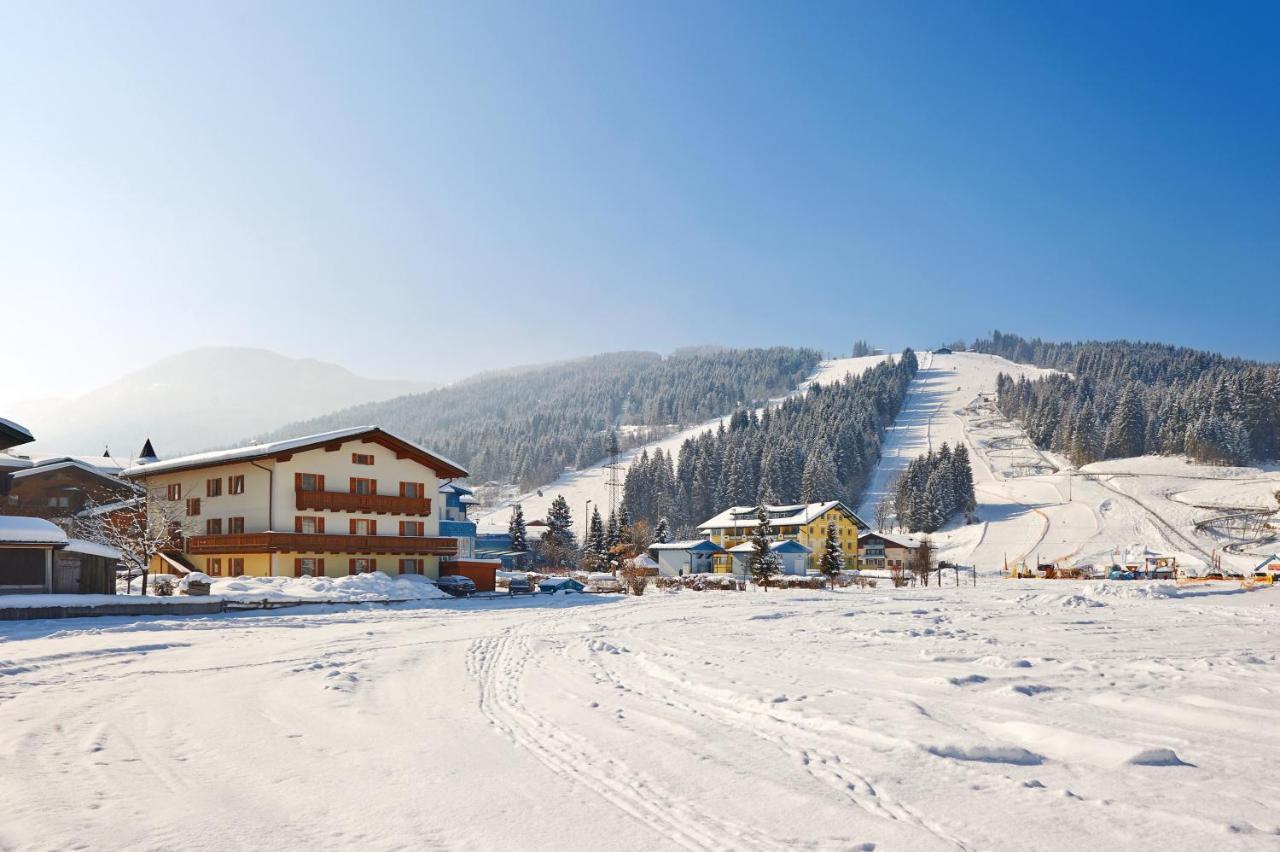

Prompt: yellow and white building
[698,501,868,572]
[121,427,469,579]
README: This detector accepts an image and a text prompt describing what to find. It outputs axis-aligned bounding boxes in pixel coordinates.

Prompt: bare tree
[73,489,196,592]
[909,537,936,587]
[874,498,893,532]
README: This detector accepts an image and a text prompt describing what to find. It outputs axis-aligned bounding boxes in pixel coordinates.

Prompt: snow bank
[209,572,449,603]
[1080,582,1183,601]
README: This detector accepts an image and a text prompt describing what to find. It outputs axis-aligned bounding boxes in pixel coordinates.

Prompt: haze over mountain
[4,347,430,458]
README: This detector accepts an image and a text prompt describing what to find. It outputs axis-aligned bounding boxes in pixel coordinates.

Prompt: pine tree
[617,504,632,544]
[653,517,670,544]
[951,444,977,522]
[1104,384,1146,459]
[508,504,529,567]
[800,443,839,503]
[748,505,778,591]
[819,519,843,590]
[605,511,620,551]
[585,506,606,566]
[543,495,576,549]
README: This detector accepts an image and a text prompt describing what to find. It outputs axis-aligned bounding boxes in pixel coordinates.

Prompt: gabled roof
[727,538,812,554]
[119,426,469,479]
[650,539,725,552]
[858,530,921,549]
[9,457,131,489]
[699,501,868,531]
[0,417,34,451]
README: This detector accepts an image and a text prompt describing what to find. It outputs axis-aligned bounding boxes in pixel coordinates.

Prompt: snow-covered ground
[475,354,892,536]
[859,352,1280,576]
[1,584,1277,850]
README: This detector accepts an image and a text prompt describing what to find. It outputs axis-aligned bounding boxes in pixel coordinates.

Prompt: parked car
[507,575,534,595]
[538,577,585,594]
[436,575,477,597]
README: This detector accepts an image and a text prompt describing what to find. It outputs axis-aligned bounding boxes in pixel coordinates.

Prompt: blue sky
[2,1,1277,399]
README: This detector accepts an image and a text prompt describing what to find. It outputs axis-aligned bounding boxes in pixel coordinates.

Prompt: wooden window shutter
[398,482,405,497]
[370,479,377,495]
[294,517,303,533]
[294,558,303,578]
[317,474,325,491]
[318,558,325,577]
[419,483,425,502]
[317,517,325,534]
[349,559,357,575]
[370,519,377,535]
[295,472,302,489]
[349,518,358,534]
[349,477,357,494]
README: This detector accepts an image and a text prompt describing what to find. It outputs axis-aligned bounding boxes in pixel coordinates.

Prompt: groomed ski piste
[857,351,1280,576]
[3,350,1280,851]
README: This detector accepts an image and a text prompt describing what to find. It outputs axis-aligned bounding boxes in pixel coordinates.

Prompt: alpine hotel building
[122,427,469,579]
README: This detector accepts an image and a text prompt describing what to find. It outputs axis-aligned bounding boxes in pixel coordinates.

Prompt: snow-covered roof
[0,417,34,450]
[0,454,34,471]
[699,501,867,531]
[9,457,128,486]
[0,516,67,545]
[75,496,144,518]
[120,426,469,479]
[440,482,475,495]
[631,554,660,569]
[727,539,812,554]
[858,530,921,549]
[650,539,724,552]
[63,539,122,560]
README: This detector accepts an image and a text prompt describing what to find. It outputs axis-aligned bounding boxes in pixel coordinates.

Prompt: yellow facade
[705,506,864,572]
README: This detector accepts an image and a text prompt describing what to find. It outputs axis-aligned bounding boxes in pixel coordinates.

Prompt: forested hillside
[259,348,821,488]
[623,351,918,535]
[975,331,1280,466]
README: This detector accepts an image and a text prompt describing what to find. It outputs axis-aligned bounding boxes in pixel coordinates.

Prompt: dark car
[507,575,534,595]
[537,577,585,594]
[436,575,477,597]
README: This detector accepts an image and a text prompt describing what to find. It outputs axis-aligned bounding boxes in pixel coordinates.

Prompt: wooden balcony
[294,489,431,516]
[185,532,458,556]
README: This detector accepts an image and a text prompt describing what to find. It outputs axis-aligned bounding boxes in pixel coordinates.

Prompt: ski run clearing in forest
[474,354,893,537]
[867,352,1280,576]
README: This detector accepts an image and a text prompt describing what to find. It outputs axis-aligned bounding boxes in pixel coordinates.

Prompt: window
[228,517,244,534]
[350,518,375,535]
[349,557,375,575]
[47,496,70,508]
[207,558,222,577]
[228,558,245,577]
[400,481,422,498]
[296,516,324,534]
[350,477,374,495]
[206,478,222,497]
[166,483,182,501]
[399,520,424,536]
[0,550,45,586]
[399,558,423,575]
[228,475,245,495]
[186,498,201,516]
[206,518,223,535]
[294,558,324,578]
[352,452,375,465]
[299,473,320,491]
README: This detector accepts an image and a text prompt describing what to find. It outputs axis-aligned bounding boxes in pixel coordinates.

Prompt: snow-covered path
[860,352,1280,575]
[1,586,1278,850]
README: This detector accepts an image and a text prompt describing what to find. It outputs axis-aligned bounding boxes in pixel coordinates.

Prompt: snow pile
[1015,591,1107,609]
[1081,582,1183,601]
[210,572,449,603]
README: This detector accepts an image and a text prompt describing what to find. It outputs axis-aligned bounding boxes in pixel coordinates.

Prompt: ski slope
[475,354,892,536]
[861,352,1280,576]
[2,585,1277,850]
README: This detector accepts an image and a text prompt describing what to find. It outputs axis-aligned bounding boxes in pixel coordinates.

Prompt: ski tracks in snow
[465,619,789,852]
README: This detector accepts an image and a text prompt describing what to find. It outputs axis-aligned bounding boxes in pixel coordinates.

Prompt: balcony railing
[185,532,458,556]
[294,489,431,516]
